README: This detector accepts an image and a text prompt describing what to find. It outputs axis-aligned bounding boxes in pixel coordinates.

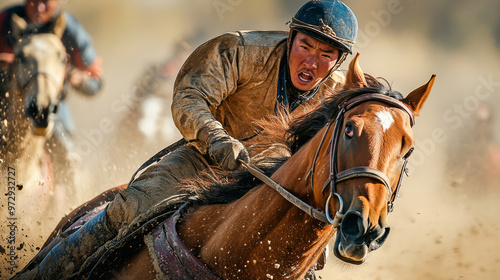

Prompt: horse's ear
[10,14,28,41]
[344,52,367,89]
[53,12,66,38]
[402,74,436,116]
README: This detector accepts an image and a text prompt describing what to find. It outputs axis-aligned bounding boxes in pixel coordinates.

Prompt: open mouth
[30,119,54,136]
[298,71,313,83]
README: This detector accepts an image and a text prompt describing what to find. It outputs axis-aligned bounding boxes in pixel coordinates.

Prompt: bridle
[13,70,62,135]
[16,70,64,95]
[242,93,415,227]
[310,93,415,225]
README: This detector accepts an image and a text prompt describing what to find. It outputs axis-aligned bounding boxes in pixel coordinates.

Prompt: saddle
[67,194,192,279]
[145,208,222,280]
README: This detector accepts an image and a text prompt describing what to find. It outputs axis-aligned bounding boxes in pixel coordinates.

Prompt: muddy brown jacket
[172,30,345,153]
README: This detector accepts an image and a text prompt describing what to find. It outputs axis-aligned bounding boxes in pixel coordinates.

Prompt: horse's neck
[178,129,335,279]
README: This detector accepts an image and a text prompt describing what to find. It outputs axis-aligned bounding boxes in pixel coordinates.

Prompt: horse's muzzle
[333,210,391,264]
[26,102,56,136]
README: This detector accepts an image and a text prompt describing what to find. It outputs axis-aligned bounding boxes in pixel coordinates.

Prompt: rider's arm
[62,11,103,96]
[0,8,16,69]
[67,57,103,96]
[171,33,245,147]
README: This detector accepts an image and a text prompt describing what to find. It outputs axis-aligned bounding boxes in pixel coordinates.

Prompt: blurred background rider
[0,0,104,189]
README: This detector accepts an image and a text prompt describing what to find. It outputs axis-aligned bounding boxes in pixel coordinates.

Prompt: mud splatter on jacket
[172,30,345,153]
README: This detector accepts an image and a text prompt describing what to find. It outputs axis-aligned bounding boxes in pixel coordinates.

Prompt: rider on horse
[0,0,103,181]
[22,0,358,278]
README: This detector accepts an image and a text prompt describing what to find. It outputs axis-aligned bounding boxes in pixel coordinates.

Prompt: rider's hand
[86,56,103,78]
[69,68,84,87]
[201,127,249,171]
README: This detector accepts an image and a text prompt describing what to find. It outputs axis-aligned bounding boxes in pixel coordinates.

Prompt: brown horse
[0,14,68,273]
[16,54,435,279]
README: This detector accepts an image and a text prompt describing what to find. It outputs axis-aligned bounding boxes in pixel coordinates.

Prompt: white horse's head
[8,13,66,137]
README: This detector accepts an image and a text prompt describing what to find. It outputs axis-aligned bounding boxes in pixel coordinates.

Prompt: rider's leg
[33,209,113,279]
[105,144,210,232]
[46,101,78,182]
[46,118,80,212]
[31,144,209,279]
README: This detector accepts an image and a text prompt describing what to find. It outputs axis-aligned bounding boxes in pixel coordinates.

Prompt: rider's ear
[10,14,28,41]
[402,75,436,116]
[344,53,368,89]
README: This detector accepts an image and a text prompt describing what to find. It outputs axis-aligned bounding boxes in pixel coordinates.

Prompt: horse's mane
[181,74,403,205]
[287,74,403,153]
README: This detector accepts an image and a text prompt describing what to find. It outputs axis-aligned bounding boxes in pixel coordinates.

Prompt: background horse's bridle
[16,71,62,133]
[16,70,63,94]
[243,93,415,227]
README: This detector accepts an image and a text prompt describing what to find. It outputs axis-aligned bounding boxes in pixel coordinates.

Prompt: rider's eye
[345,123,354,138]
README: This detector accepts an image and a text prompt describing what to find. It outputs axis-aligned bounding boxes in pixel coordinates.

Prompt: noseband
[18,71,62,116]
[17,71,63,94]
[243,93,414,227]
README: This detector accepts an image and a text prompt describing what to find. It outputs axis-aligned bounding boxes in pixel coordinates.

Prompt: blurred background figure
[445,103,500,196]
[100,40,191,183]
[0,0,104,199]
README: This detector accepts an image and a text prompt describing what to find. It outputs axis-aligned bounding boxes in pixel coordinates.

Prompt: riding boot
[35,209,115,279]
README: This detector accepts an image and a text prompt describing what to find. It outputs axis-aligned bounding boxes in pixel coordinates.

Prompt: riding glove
[199,126,249,171]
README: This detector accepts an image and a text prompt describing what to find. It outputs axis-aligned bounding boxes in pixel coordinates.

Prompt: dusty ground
[1,0,500,279]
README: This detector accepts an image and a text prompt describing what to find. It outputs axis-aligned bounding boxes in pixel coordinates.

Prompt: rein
[240,160,336,225]
[242,93,414,226]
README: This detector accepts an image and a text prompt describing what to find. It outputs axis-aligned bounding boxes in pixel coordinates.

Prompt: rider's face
[25,0,60,25]
[288,32,339,91]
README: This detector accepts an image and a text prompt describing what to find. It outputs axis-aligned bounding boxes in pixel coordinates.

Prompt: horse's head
[8,14,66,137]
[304,54,435,265]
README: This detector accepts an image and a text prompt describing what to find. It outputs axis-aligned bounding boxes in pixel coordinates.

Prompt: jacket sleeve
[171,33,244,143]
[61,11,98,70]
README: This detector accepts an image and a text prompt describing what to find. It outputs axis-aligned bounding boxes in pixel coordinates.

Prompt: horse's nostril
[370,227,390,251]
[26,102,38,117]
[341,211,365,239]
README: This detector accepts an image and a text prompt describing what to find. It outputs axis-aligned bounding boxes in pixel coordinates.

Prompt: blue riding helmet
[290,0,358,54]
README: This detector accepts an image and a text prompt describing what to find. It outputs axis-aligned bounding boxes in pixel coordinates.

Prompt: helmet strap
[330,51,348,73]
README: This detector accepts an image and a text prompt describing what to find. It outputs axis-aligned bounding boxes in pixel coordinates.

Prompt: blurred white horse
[0,14,68,274]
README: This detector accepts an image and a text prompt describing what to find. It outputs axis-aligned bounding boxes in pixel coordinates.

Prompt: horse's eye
[345,123,354,138]
[404,147,414,158]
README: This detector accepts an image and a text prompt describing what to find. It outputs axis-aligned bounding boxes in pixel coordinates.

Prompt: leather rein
[242,93,415,227]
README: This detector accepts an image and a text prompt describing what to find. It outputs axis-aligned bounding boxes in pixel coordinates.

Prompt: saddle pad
[145,215,222,280]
